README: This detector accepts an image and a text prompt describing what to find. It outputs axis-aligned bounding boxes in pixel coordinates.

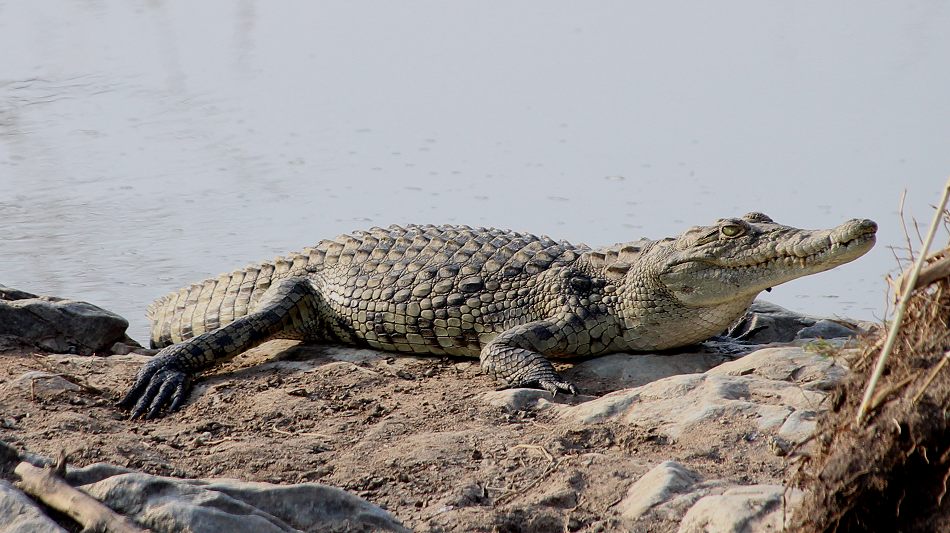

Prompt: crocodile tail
[146,249,320,349]
[147,262,277,348]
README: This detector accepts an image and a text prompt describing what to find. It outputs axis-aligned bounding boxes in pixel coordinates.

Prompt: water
[2,1,949,343]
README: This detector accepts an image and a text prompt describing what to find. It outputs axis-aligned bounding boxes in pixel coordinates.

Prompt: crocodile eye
[720,224,744,237]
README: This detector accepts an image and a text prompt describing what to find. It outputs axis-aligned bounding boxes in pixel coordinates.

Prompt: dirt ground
[0,340,787,532]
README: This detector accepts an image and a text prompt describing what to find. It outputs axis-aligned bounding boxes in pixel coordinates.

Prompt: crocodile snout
[832,219,878,245]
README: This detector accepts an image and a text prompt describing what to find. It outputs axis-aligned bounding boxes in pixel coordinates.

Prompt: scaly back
[147,224,587,348]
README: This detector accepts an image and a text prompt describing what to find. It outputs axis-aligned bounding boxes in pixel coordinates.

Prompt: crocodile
[119,213,877,419]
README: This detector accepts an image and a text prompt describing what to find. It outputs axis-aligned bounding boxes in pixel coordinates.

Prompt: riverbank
[0,289,875,531]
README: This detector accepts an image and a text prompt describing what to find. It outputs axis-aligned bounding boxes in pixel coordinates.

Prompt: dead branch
[896,247,950,296]
[14,461,145,533]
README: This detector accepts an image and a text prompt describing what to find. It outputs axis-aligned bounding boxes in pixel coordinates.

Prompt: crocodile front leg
[118,277,321,419]
[480,320,579,395]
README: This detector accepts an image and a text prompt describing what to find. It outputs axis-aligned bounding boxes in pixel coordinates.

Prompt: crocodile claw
[498,376,579,397]
[117,354,194,420]
[539,379,578,397]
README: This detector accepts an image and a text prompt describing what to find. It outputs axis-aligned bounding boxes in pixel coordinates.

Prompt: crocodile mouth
[676,219,878,272]
[739,223,876,271]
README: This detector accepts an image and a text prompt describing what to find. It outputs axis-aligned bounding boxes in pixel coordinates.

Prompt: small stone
[9,371,81,398]
[679,484,798,533]
[618,461,701,520]
[768,436,792,457]
[110,342,135,355]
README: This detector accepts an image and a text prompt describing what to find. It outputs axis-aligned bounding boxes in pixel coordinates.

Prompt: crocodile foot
[117,352,194,419]
[497,377,578,397]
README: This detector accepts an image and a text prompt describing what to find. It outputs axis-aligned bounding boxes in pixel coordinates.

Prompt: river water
[2,1,949,343]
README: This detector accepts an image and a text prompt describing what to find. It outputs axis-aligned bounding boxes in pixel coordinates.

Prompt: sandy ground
[0,340,787,532]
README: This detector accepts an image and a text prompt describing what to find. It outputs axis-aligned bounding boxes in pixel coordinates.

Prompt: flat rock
[5,371,81,399]
[678,484,802,533]
[706,345,849,391]
[777,409,819,445]
[619,463,804,531]
[0,480,66,533]
[0,286,129,355]
[619,461,701,520]
[0,448,408,533]
[727,300,858,344]
[549,347,843,440]
[481,388,596,410]
[67,463,409,533]
[565,352,732,392]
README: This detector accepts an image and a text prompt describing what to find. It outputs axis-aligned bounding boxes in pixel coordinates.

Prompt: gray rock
[777,410,818,445]
[795,319,858,340]
[727,300,857,344]
[0,480,66,533]
[6,371,81,399]
[619,461,701,520]
[68,463,409,533]
[483,388,553,410]
[551,347,839,440]
[0,287,129,355]
[566,352,731,391]
[482,388,596,411]
[0,286,38,301]
[677,484,801,533]
[705,346,848,391]
[619,467,803,530]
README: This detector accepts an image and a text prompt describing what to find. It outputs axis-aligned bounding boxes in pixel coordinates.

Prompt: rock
[768,436,792,457]
[6,371,81,399]
[618,466,803,530]
[566,352,731,391]
[110,337,151,355]
[795,319,857,340]
[706,346,848,391]
[0,286,38,301]
[66,463,409,533]
[0,288,129,355]
[777,410,818,445]
[727,300,857,343]
[550,347,841,440]
[0,335,36,353]
[678,484,801,533]
[0,480,66,533]
[0,445,408,533]
[619,461,701,520]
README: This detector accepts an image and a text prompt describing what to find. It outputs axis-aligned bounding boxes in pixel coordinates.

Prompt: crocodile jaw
[657,218,877,307]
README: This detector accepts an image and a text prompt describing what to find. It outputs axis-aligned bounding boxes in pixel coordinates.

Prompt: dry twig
[896,248,950,296]
[911,351,950,405]
[271,424,332,439]
[513,444,554,463]
[493,458,565,506]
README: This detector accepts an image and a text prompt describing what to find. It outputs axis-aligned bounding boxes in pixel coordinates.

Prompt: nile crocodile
[120,213,877,418]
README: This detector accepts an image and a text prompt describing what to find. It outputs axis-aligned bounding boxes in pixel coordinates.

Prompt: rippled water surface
[3,1,949,342]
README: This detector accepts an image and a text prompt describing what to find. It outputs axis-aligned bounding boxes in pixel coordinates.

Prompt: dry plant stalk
[896,248,950,295]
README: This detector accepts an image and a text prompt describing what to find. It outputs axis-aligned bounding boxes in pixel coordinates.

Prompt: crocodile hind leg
[118,276,324,419]
[480,320,579,395]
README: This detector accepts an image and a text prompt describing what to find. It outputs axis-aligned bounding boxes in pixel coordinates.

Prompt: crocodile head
[650,212,877,307]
